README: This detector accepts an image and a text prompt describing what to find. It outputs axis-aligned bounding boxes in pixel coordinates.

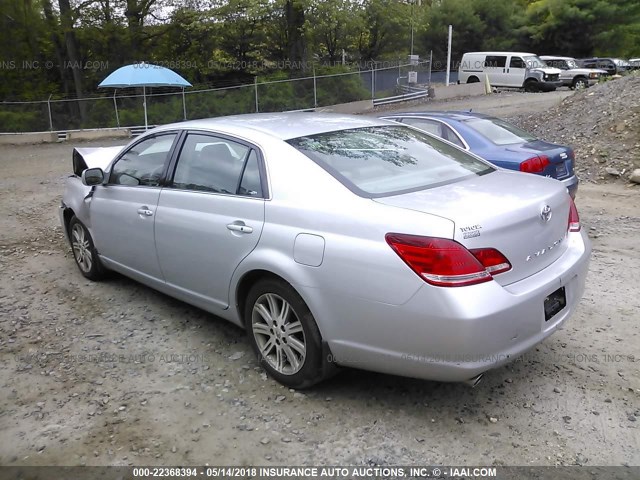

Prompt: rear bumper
[561,174,579,198]
[310,229,591,383]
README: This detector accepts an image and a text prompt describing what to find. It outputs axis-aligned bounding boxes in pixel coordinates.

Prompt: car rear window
[287,126,493,197]
[464,118,537,145]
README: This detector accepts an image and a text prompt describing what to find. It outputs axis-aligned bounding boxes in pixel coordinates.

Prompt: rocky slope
[508,73,640,184]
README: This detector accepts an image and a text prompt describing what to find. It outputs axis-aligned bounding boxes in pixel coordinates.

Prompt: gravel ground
[0,93,639,468]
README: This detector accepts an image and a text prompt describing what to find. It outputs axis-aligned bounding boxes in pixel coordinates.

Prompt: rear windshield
[464,118,537,145]
[287,126,493,197]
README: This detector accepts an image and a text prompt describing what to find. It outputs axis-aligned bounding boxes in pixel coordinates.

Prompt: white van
[458,51,562,92]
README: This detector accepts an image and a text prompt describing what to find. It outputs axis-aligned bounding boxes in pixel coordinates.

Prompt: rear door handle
[137,207,154,217]
[227,222,253,234]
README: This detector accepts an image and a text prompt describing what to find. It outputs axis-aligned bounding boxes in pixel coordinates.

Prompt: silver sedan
[59,113,591,388]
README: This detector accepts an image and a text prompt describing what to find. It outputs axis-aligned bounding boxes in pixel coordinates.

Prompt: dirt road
[0,94,638,468]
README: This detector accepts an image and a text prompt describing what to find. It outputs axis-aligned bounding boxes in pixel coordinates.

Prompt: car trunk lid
[374,171,571,286]
[506,141,574,180]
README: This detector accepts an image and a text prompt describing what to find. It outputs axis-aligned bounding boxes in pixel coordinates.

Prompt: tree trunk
[125,0,143,59]
[58,0,87,124]
[42,0,70,96]
[285,0,306,67]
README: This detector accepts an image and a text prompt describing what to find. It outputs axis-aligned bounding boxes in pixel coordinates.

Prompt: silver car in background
[540,55,606,89]
[60,113,591,388]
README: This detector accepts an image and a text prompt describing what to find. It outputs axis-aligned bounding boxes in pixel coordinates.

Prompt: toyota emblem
[541,205,553,222]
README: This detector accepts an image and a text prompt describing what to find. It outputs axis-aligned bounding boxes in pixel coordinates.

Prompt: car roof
[540,56,574,61]
[462,51,536,56]
[154,113,392,141]
[383,111,494,122]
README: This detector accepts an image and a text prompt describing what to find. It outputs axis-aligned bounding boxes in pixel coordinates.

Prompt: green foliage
[306,0,363,62]
[421,0,526,66]
[521,0,640,58]
[357,0,410,61]
[0,109,48,133]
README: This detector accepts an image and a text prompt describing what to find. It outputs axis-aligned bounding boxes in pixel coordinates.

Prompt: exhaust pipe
[462,373,484,388]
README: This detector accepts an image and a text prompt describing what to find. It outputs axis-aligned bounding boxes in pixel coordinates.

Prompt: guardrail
[373,88,429,106]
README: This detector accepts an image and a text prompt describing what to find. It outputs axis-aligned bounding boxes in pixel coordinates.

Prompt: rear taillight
[568,197,581,232]
[520,155,550,173]
[385,234,511,287]
[469,248,512,275]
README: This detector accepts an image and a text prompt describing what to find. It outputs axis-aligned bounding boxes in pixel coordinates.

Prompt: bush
[0,108,48,132]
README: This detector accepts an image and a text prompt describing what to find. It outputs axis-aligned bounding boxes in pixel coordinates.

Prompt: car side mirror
[81,167,104,186]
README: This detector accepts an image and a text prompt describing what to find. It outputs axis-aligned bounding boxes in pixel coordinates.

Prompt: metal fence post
[182,88,187,121]
[254,76,259,113]
[113,90,120,128]
[47,95,53,131]
[371,64,375,99]
[313,67,317,108]
[446,25,453,86]
[428,51,433,87]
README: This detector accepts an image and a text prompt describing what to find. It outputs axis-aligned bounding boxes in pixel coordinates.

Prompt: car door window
[172,133,263,197]
[485,56,506,68]
[110,134,176,186]
[441,125,465,148]
[400,118,465,149]
[402,118,443,137]
[509,57,526,69]
[238,150,264,197]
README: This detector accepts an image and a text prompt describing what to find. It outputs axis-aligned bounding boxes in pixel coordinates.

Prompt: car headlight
[589,72,598,79]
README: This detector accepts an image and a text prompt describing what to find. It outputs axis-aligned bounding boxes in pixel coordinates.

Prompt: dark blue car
[381,111,578,198]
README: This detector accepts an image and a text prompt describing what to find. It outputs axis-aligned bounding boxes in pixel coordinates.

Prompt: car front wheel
[245,278,327,388]
[69,216,105,280]
[572,77,588,90]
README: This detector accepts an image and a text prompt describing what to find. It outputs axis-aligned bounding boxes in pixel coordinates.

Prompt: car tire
[467,76,480,83]
[245,278,328,389]
[68,216,106,281]
[572,77,588,90]
[524,79,539,92]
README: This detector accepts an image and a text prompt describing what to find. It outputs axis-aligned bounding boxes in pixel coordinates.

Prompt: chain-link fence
[0,60,431,133]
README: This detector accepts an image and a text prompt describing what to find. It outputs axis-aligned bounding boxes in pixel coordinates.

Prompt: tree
[421,0,486,65]
[58,0,87,121]
[521,0,640,58]
[307,0,361,63]
[357,0,408,61]
[285,0,306,64]
[0,0,51,99]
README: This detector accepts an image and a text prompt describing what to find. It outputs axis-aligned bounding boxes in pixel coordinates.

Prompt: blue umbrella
[98,63,192,129]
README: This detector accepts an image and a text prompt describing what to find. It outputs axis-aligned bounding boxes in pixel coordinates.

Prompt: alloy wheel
[71,223,93,273]
[252,293,306,375]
